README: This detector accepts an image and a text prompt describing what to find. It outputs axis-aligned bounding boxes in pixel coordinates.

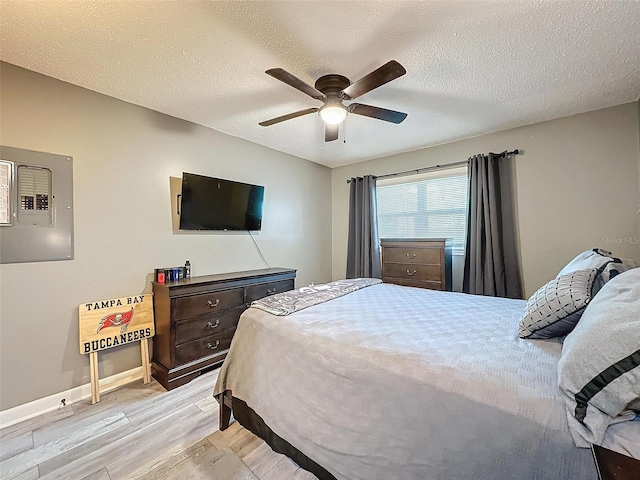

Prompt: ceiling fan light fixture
[319,105,347,125]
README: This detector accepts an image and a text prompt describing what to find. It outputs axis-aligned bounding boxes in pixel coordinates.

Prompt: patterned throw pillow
[518,269,597,339]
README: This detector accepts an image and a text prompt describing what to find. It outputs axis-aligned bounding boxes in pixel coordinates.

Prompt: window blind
[376,166,469,250]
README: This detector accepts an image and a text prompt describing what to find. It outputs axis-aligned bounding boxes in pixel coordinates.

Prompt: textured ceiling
[1,1,639,167]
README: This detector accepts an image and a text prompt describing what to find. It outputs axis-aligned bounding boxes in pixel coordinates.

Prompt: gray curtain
[346,175,382,279]
[463,152,522,299]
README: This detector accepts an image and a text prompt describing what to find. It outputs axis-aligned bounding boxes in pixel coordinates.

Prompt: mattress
[214,283,602,479]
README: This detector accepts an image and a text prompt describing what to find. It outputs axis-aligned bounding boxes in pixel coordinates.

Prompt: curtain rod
[346,149,520,183]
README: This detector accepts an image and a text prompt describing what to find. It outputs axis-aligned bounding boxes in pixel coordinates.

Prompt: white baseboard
[0,366,144,430]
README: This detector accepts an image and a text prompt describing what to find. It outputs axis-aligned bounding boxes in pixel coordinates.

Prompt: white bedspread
[215,283,599,479]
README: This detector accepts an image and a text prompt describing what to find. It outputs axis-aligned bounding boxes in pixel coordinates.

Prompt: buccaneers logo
[97,308,134,334]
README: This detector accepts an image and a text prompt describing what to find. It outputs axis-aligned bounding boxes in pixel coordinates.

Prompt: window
[376,166,468,252]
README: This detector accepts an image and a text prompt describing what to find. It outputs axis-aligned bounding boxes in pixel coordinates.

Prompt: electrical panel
[0,146,74,264]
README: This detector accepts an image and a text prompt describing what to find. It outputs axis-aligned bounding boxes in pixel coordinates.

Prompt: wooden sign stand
[88,338,152,404]
[79,294,155,404]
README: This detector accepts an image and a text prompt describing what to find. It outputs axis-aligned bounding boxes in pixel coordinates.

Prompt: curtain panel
[346,175,382,279]
[463,152,522,299]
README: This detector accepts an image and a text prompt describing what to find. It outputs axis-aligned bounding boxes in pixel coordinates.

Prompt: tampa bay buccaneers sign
[79,295,154,354]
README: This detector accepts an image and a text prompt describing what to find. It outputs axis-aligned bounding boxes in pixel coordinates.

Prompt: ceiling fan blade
[259,108,319,126]
[325,124,339,142]
[266,68,326,101]
[341,60,406,100]
[348,103,407,124]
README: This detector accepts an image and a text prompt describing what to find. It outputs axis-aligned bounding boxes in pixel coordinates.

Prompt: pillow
[557,248,615,277]
[518,269,597,339]
[557,268,640,448]
[596,258,637,291]
[557,248,637,295]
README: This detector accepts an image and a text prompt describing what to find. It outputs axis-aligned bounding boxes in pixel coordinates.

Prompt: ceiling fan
[259,60,408,142]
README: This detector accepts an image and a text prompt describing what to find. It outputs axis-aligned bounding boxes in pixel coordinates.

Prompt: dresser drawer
[175,306,243,345]
[383,247,441,265]
[174,288,244,320]
[246,279,295,304]
[385,278,443,291]
[175,329,236,365]
[383,263,442,282]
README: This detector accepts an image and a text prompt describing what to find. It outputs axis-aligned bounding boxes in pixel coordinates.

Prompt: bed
[213,280,636,480]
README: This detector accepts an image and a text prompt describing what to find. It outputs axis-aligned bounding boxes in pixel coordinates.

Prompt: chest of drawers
[381,239,452,291]
[152,268,296,390]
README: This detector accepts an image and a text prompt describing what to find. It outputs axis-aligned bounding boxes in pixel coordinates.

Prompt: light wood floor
[0,369,318,480]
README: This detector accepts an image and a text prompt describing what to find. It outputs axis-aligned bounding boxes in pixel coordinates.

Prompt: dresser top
[380,238,452,244]
[172,267,295,285]
[154,267,296,294]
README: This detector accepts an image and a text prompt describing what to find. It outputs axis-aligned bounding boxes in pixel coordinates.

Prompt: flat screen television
[179,173,265,231]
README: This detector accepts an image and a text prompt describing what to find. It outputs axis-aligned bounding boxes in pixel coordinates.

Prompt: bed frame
[216,390,337,480]
[216,390,233,431]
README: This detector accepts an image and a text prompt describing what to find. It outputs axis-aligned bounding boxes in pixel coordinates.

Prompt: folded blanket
[251,278,382,316]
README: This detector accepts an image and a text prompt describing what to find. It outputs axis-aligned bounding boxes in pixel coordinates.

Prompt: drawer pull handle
[207,319,220,329]
[207,299,220,308]
[266,288,277,296]
[207,340,220,351]
[406,253,417,259]
[406,269,417,276]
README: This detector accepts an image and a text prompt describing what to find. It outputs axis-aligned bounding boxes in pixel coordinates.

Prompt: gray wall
[0,62,332,410]
[637,99,640,246]
[332,103,640,298]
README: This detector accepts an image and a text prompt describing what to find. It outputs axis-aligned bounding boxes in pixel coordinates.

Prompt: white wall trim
[0,366,143,429]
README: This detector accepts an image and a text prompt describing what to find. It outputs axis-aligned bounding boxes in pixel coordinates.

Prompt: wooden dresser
[152,267,296,390]
[381,239,452,291]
